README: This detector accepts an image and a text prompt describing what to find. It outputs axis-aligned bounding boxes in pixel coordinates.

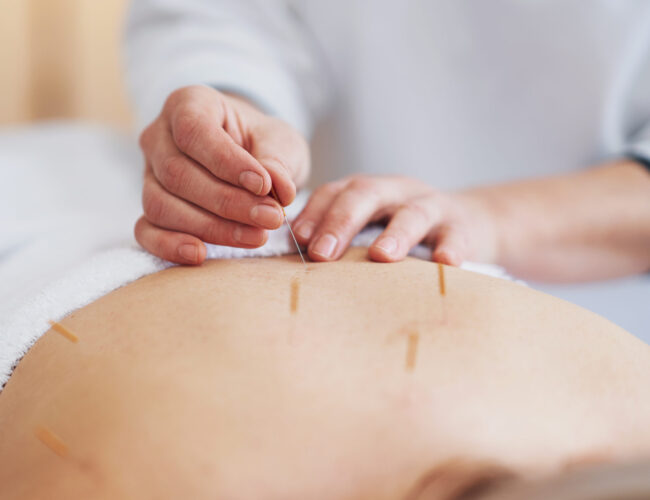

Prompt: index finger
[170,104,272,196]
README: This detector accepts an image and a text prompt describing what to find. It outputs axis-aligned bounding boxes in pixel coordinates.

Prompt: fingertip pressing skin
[433,227,467,267]
[292,180,349,246]
[433,248,462,267]
[307,191,383,261]
[308,233,339,261]
[368,236,406,263]
[367,245,394,263]
[177,242,207,265]
[369,241,463,267]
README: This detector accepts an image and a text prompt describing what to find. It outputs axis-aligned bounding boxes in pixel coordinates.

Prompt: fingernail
[312,233,337,259]
[250,204,282,228]
[295,220,315,240]
[234,226,265,246]
[178,244,198,263]
[375,236,397,256]
[239,171,264,195]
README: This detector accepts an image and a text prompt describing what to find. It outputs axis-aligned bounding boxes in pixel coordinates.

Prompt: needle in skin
[270,186,306,266]
[48,320,79,343]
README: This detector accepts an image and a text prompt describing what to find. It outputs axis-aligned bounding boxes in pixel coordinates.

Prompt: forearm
[469,161,650,282]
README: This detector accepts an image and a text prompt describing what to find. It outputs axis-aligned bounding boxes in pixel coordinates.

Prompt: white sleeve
[124,0,331,137]
[625,122,650,162]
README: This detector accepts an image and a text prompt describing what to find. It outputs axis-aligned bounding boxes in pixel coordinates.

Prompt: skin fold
[1,248,649,499]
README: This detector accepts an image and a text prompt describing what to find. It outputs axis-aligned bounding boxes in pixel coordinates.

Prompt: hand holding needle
[270,186,307,265]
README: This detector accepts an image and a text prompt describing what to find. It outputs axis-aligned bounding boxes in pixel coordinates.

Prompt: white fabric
[124,0,650,339]
[126,0,650,186]
[0,123,516,390]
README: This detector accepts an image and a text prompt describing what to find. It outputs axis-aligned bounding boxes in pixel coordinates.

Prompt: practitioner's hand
[135,85,310,264]
[292,175,500,266]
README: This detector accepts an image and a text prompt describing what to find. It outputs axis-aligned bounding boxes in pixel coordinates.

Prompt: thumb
[249,119,311,206]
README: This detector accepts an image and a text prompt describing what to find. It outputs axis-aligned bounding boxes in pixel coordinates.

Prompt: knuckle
[343,173,363,185]
[202,221,227,245]
[214,189,238,219]
[312,184,330,198]
[263,156,290,175]
[345,173,368,183]
[402,199,431,223]
[347,176,376,196]
[394,175,437,197]
[159,232,183,256]
[158,156,188,193]
[165,86,196,109]
[387,226,410,241]
[314,181,342,198]
[138,125,153,151]
[215,143,236,172]
[142,189,166,224]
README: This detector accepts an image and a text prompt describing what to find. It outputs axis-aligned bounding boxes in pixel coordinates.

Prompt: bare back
[1,248,649,499]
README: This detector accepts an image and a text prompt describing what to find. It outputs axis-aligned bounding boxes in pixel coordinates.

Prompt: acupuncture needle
[270,186,306,266]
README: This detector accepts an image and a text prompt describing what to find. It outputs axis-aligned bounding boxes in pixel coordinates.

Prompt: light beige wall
[0,0,132,127]
[0,1,31,124]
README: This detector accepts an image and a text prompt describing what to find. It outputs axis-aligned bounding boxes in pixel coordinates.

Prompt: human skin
[136,86,650,282]
[1,248,649,499]
[292,163,650,282]
[135,85,309,264]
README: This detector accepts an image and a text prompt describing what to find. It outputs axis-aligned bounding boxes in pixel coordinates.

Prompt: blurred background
[0,0,131,128]
[0,0,647,341]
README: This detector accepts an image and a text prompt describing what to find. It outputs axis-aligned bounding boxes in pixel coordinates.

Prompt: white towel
[0,123,516,390]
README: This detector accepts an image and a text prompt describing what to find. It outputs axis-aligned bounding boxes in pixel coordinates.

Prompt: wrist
[455,185,521,268]
[451,188,503,265]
